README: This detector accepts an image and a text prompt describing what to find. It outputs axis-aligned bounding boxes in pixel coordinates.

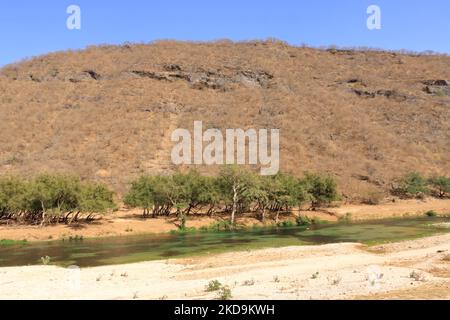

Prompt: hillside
[0,40,449,201]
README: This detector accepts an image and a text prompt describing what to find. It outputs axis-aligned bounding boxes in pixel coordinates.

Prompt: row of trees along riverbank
[1,167,448,227]
[124,166,340,226]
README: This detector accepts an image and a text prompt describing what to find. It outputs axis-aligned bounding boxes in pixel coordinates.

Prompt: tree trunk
[261,207,266,223]
[231,183,238,228]
[275,209,280,224]
[40,201,46,227]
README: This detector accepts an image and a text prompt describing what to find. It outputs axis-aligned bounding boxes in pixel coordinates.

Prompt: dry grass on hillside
[0,40,449,199]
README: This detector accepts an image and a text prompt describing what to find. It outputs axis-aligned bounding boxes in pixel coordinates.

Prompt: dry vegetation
[0,40,449,200]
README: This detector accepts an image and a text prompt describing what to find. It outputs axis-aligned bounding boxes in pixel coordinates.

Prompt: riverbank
[1,198,449,243]
[1,233,449,300]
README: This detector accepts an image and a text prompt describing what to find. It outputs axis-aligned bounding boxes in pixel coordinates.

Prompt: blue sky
[0,0,449,66]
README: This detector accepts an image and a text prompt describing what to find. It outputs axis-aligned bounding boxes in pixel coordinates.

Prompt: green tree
[393,172,429,198]
[218,166,256,227]
[269,173,309,222]
[301,172,339,208]
[0,176,28,219]
[124,176,160,217]
[25,175,81,226]
[78,183,116,214]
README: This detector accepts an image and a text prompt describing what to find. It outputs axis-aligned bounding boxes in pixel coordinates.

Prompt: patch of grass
[278,220,295,228]
[0,239,28,246]
[338,213,353,223]
[311,272,319,279]
[170,227,198,234]
[68,235,84,242]
[311,217,327,225]
[296,215,327,226]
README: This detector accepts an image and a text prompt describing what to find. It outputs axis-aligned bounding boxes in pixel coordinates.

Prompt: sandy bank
[1,233,449,300]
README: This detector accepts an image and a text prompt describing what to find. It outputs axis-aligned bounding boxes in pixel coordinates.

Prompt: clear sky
[0,0,449,66]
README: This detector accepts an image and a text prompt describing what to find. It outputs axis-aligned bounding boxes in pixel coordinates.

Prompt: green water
[0,217,449,268]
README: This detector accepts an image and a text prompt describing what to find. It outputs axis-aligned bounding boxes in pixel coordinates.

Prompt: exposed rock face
[423,80,448,86]
[69,70,102,82]
[351,88,408,101]
[423,79,450,96]
[131,66,273,90]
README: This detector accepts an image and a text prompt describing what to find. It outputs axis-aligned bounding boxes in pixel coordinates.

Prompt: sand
[1,233,449,300]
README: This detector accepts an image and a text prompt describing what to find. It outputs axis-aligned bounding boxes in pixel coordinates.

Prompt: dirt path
[1,234,449,300]
[1,199,449,242]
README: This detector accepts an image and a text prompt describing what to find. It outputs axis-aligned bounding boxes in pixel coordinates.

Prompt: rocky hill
[0,40,449,201]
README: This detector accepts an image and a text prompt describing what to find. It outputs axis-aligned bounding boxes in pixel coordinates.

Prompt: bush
[428,176,450,198]
[205,280,222,292]
[217,286,232,300]
[296,215,312,226]
[392,173,450,200]
[278,220,295,228]
[424,210,437,217]
[392,172,429,198]
[301,173,340,208]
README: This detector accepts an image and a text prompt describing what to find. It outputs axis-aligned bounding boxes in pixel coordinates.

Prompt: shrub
[217,286,232,300]
[205,280,222,292]
[392,172,429,198]
[428,176,450,198]
[278,220,295,228]
[301,173,340,207]
[424,210,437,217]
[296,215,312,226]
